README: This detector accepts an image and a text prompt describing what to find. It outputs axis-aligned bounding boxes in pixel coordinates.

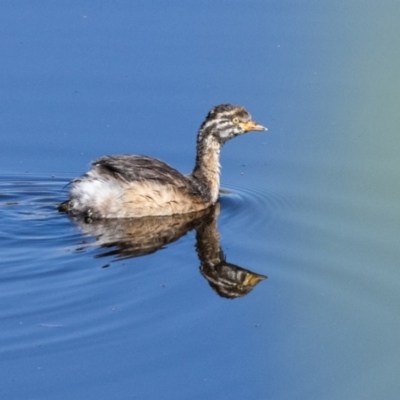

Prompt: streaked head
[199,104,267,144]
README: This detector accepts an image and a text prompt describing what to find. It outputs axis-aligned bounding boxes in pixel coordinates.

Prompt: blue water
[1,1,400,399]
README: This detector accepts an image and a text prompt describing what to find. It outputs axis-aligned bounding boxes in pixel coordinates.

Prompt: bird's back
[65,155,208,218]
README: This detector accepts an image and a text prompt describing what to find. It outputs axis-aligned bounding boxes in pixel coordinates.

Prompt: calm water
[1,2,400,399]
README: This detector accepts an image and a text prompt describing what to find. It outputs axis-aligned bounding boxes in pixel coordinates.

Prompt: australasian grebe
[59,104,266,218]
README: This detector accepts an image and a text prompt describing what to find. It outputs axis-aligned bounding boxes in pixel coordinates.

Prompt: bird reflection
[68,204,266,298]
[195,207,267,298]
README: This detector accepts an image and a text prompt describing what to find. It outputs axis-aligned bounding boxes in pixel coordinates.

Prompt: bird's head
[199,104,267,144]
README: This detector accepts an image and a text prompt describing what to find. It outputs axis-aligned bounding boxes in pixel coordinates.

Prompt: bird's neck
[192,128,222,204]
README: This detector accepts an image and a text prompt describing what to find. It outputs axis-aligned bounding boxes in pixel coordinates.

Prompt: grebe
[59,104,266,218]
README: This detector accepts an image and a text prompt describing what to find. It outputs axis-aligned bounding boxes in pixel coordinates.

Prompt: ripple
[0,173,271,359]
[219,181,292,230]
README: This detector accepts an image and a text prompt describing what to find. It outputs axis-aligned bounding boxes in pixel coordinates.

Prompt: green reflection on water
[258,2,400,399]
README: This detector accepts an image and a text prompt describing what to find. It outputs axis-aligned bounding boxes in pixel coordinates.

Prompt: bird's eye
[232,117,240,124]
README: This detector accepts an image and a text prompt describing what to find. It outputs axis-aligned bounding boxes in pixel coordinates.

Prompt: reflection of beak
[243,272,268,287]
[239,120,267,132]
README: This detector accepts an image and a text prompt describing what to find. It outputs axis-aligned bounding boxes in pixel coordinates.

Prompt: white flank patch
[70,169,126,217]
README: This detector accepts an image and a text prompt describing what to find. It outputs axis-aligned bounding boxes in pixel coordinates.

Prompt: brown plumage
[59,104,266,218]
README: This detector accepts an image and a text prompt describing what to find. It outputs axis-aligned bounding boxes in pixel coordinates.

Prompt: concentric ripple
[218,180,292,231]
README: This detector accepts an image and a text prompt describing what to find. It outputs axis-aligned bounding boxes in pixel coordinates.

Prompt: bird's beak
[239,120,267,132]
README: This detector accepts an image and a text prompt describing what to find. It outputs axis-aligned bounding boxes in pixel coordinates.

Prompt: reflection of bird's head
[200,258,267,299]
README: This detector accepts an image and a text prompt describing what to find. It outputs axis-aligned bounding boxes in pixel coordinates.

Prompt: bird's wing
[92,155,199,194]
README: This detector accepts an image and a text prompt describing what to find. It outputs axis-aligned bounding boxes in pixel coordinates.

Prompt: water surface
[1,1,400,399]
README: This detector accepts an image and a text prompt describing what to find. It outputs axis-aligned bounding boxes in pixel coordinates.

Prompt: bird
[59,104,266,219]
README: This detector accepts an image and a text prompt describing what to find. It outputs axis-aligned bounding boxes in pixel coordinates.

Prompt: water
[1,1,400,399]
